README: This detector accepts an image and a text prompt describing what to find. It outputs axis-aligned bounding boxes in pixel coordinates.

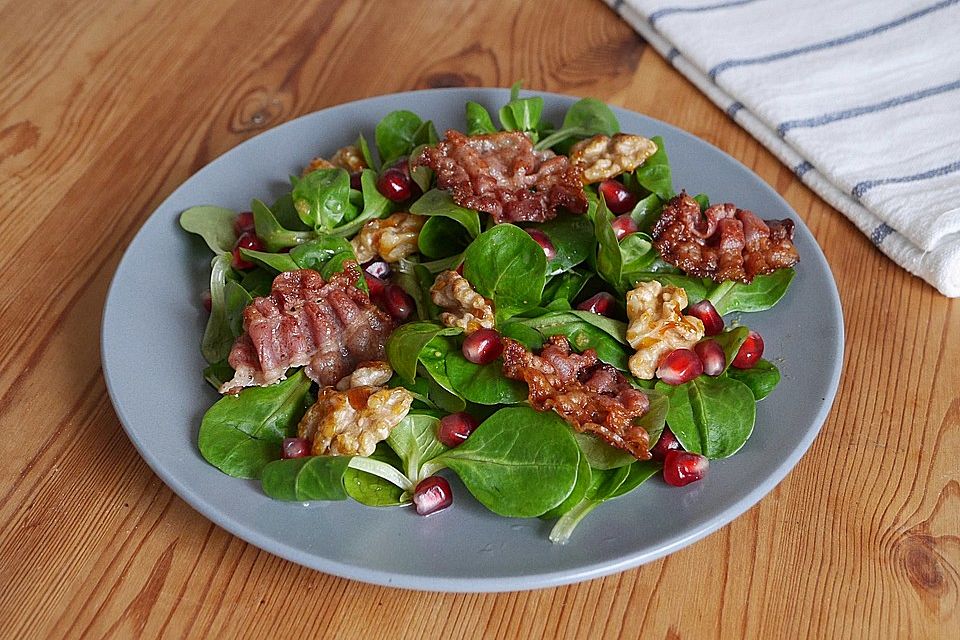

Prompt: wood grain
[0,1,956,638]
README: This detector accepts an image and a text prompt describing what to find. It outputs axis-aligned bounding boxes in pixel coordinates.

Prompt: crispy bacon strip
[651,193,799,283]
[502,336,651,460]
[414,129,587,223]
[219,264,394,394]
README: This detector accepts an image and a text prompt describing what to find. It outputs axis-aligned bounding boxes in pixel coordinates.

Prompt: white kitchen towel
[606,0,960,297]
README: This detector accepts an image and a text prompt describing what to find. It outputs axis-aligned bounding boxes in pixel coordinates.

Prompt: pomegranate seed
[377,168,412,202]
[381,284,415,321]
[233,211,255,236]
[650,427,682,462]
[656,348,704,385]
[663,450,708,487]
[694,339,726,376]
[364,272,387,297]
[363,260,391,280]
[732,330,764,369]
[390,158,423,199]
[599,179,638,214]
[462,328,504,365]
[349,172,363,190]
[231,231,264,270]
[455,262,464,276]
[413,476,453,516]
[611,214,638,241]
[201,290,212,313]
[686,299,724,335]
[437,412,480,448]
[576,292,616,317]
[282,437,311,459]
[525,228,556,261]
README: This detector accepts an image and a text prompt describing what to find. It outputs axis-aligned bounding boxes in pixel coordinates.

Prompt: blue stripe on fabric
[870,223,894,246]
[777,79,960,137]
[667,47,681,62]
[853,160,960,199]
[726,101,744,118]
[708,0,960,80]
[794,161,813,177]
[648,0,756,27]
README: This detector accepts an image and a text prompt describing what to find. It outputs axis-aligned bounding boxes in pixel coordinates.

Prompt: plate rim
[101,87,844,592]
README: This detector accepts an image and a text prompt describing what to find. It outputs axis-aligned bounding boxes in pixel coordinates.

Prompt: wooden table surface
[2,1,957,638]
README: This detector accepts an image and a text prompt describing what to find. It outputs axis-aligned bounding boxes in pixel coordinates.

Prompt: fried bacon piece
[414,130,587,223]
[651,193,799,283]
[219,264,394,394]
[502,336,651,460]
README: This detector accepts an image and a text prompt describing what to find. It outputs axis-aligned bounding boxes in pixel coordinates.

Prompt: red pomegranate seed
[363,260,391,280]
[462,328,504,365]
[364,272,387,298]
[524,228,556,261]
[599,179,638,214]
[233,211,255,236]
[611,214,639,241]
[694,339,726,377]
[413,476,453,516]
[455,262,464,276]
[349,172,363,190]
[282,437,311,459]
[663,450,708,487]
[576,292,616,317]
[650,427,682,462]
[377,167,412,202]
[656,348,704,385]
[686,299,724,336]
[232,231,263,270]
[732,330,764,369]
[437,412,480,448]
[201,290,212,313]
[382,284,415,321]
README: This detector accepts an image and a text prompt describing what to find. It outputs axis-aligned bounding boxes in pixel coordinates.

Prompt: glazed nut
[350,212,425,263]
[430,270,495,333]
[335,360,394,391]
[302,156,335,177]
[626,280,704,379]
[330,144,367,174]
[570,134,658,184]
[298,385,413,457]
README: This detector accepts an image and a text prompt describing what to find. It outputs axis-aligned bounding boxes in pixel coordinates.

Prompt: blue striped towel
[607,0,960,297]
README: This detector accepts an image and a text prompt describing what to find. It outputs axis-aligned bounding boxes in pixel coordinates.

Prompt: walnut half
[303,144,368,177]
[430,270,495,333]
[570,134,658,184]
[350,212,425,263]
[298,385,413,457]
[626,281,704,379]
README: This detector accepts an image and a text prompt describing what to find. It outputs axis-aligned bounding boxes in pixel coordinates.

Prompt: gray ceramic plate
[102,88,843,592]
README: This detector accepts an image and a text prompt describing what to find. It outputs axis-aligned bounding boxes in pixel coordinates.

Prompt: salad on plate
[179,85,799,544]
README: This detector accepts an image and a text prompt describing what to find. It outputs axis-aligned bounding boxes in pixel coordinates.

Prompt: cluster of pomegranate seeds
[437,412,480,448]
[611,214,639,240]
[413,476,453,516]
[732,330,764,368]
[663,450,708,487]
[525,228,557,261]
[656,348,704,385]
[232,231,264,270]
[576,292,616,317]
[462,328,504,365]
[650,427,681,462]
[281,437,311,459]
[233,211,255,236]
[686,299,723,335]
[598,179,638,214]
[694,339,726,376]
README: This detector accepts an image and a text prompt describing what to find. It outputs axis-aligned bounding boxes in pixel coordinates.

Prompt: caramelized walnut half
[570,134,658,183]
[626,281,704,379]
[651,193,799,283]
[350,212,425,263]
[303,144,368,177]
[298,385,413,457]
[502,336,651,460]
[430,270,495,333]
